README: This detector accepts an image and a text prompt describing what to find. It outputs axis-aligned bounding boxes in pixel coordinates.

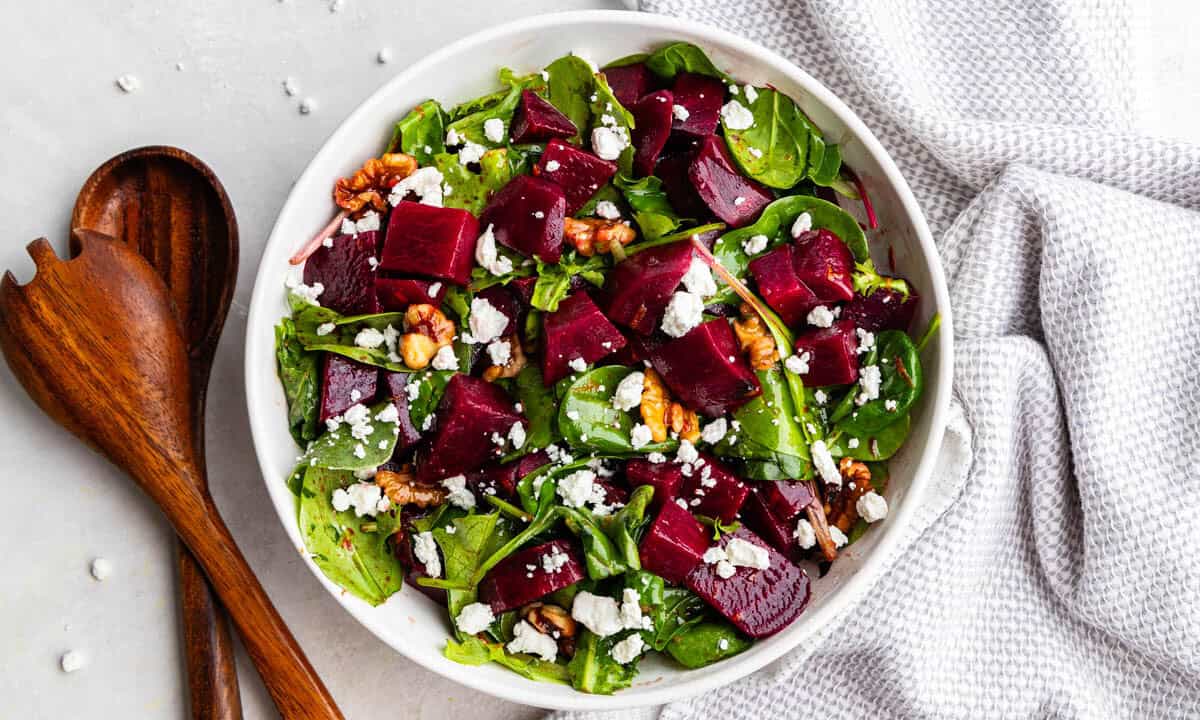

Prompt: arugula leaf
[290,301,409,372]
[436,147,529,215]
[445,635,570,684]
[644,42,732,83]
[613,174,681,239]
[446,70,546,144]
[299,399,402,471]
[530,252,610,312]
[567,630,639,694]
[558,366,677,454]
[275,318,320,446]
[544,55,594,142]
[664,620,751,669]
[722,86,810,189]
[392,99,448,167]
[588,73,635,175]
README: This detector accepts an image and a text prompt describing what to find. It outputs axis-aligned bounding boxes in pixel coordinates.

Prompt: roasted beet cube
[510,90,578,144]
[478,540,585,613]
[303,231,381,315]
[480,175,567,263]
[760,481,815,521]
[380,202,478,286]
[656,151,709,218]
[595,480,629,507]
[741,489,801,561]
[648,319,761,417]
[639,500,710,584]
[793,319,859,387]
[792,229,855,304]
[602,63,653,107]
[469,450,551,500]
[625,459,683,510]
[541,291,627,384]
[842,285,920,333]
[603,240,694,335]
[688,136,773,228]
[380,371,424,449]
[416,374,525,482]
[510,276,538,306]
[679,454,749,522]
[748,244,821,326]
[684,527,810,638]
[376,277,447,311]
[535,139,618,216]
[318,354,378,424]
[670,72,725,137]
[631,90,675,177]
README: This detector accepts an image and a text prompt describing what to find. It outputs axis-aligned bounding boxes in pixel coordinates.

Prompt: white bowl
[245,9,953,712]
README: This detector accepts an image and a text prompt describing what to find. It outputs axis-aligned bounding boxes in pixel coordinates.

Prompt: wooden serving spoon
[0,231,344,720]
[70,146,242,720]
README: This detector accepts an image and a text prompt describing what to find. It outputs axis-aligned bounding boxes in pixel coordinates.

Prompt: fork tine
[26,238,59,271]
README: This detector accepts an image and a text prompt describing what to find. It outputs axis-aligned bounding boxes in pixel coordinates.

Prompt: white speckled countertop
[1,2,1196,718]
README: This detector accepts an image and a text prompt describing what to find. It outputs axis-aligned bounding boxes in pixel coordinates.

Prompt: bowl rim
[245,8,954,711]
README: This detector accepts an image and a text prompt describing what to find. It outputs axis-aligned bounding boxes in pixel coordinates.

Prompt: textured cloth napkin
[553,0,1200,717]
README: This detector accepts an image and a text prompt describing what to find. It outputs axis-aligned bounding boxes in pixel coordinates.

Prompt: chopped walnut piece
[563,217,637,257]
[733,303,779,370]
[482,333,527,382]
[521,602,577,657]
[823,458,873,532]
[665,401,701,444]
[376,467,447,508]
[333,153,417,214]
[399,303,455,369]
[639,368,699,443]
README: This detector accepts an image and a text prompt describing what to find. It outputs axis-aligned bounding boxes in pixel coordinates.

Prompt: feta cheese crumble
[316,322,335,336]
[744,85,759,103]
[60,651,85,673]
[720,100,754,130]
[468,297,509,344]
[856,491,889,522]
[810,440,841,486]
[591,126,630,161]
[458,141,487,165]
[475,224,512,276]
[594,200,622,220]
[544,160,561,172]
[676,439,699,465]
[441,475,475,509]
[557,470,600,508]
[413,531,442,577]
[568,357,588,373]
[330,482,389,517]
[483,117,506,144]
[672,104,691,122]
[681,257,718,298]
[630,423,653,450]
[790,211,813,238]
[829,525,849,549]
[389,166,444,207]
[455,602,495,635]
[784,352,811,375]
[571,591,624,637]
[610,633,646,664]
[487,339,511,367]
[807,305,835,328]
[662,291,704,337]
[115,74,140,93]
[508,421,526,450]
[354,327,386,349]
[612,371,645,411]
[507,620,558,662]
[90,558,112,581]
[856,365,882,405]
[430,345,459,371]
[701,418,728,445]
[742,234,769,255]
[794,518,817,549]
[856,328,876,354]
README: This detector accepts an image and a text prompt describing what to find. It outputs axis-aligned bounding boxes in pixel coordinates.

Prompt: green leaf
[275,318,320,446]
[445,635,570,684]
[299,399,402,471]
[602,53,650,69]
[560,506,628,580]
[530,252,611,312]
[625,222,726,256]
[588,73,635,176]
[664,620,752,669]
[393,99,448,167]
[290,301,409,372]
[437,147,529,215]
[513,366,559,452]
[613,174,682,239]
[715,366,812,477]
[836,330,922,435]
[404,369,453,435]
[722,87,810,189]
[471,479,562,586]
[435,512,500,629]
[852,258,911,299]
[644,42,732,82]
[567,630,639,694]
[558,366,677,454]
[597,484,655,569]
[809,142,843,187]
[545,55,594,142]
[648,587,707,651]
[446,70,545,145]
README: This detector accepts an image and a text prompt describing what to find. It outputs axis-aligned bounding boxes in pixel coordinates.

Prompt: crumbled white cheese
[571,591,624,637]
[612,371,645,412]
[784,352,811,375]
[354,327,386,349]
[316,322,336,336]
[829,525,849,548]
[507,620,558,662]
[473,224,512,277]
[734,196,747,207]
[672,104,691,122]
[807,305,835,328]
[885,399,898,411]
[594,200,622,220]
[741,234,769,255]
[676,440,699,465]
[568,357,588,373]
[647,451,667,464]
[458,140,486,165]
[487,339,511,367]
[428,281,443,298]
[60,651,85,673]
[718,638,730,651]
[544,160,561,172]
[508,421,526,450]
[356,210,381,233]
[541,546,571,574]
[413,531,442,577]
[662,291,704,338]
[856,365,882,405]
[681,257,718,298]
[441,474,475,509]
[375,403,400,424]
[455,602,495,635]
[431,345,459,371]
[340,218,356,236]
[468,297,509,344]
[744,85,759,103]
[90,558,112,581]
[701,418,728,445]
[618,588,652,631]
[389,166,444,207]
[376,47,393,64]
[288,280,325,306]
[557,469,600,508]
[847,437,860,449]
[857,491,889,523]
[630,423,653,450]
[856,328,876,354]
[748,147,764,159]
[445,128,462,146]
[115,74,140,93]
[591,126,630,161]
[811,440,841,486]
[331,482,386,517]
[282,77,299,97]
[483,117,506,144]
[790,211,813,238]
[720,100,754,130]
[299,98,317,115]
[610,633,646,664]
[794,519,817,549]
[566,410,581,422]
[725,537,770,570]
[813,391,827,406]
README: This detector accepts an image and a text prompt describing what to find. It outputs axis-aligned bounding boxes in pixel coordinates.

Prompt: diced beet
[748,245,821,326]
[792,229,855,304]
[416,375,525,482]
[510,90,578,144]
[380,372,423,449]
[510,276,537,306]
[679,454,749,522]
[303,231,381,315]
[793,319,859,387]
[480,175,567,263]
[639,500,710,584]
[468,450,550,500]
[684,527,810,638]
[391,515,448,606]
[842,285,920,333]
[656,151,709,218]
[603,241,693,335]
[376,277,447,311]
[670,73,725,137]
[648,320,761,417]
[535,139,617,216]
[688,136,772,228]
[602,63,653,107]
[541,292,627,385]
[380,202,478,286]
[318,354,378,424]
[631,90,675,177]
[625,459,683,510]
[596,480,629,507]
[478,540,585,613]
[741,489,800,561]
[760,481,815,521]
[477,285,520,338]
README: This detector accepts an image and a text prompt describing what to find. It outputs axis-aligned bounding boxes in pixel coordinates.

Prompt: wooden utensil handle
[178,543,244,720]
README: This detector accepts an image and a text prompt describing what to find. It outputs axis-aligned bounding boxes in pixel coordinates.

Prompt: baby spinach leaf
[597,484,655,569]
[514,366,559,451]
[297,467,405,606]
[392,99,448,167]
[625,570,665,607]
[664,620,752,669]
[588,73,635,175]
[614,174,682,239]
[644,42,732,82]
[435,512,500,629]
[809,141,843,187]
[626,222,726,256]
[471,479,561,586]
[558,366,677,454]
[300,399,402,471]
[275,318,320,446]
[405,369,453,435]
[830,411,911,461]
[648,587,708,651]
[603,52,650,69]
[560,507,628,580]
[445,635,570,684]
[567,630,639,694]
[715,366,812,477]
[291,302,409,372]
[837,330,923,435]
[722,86,810,189]
[545,54,595,142]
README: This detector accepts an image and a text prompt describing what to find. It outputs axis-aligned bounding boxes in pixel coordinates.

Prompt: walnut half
[333,153,417,214]
[733,303,780,371]
[640,368,701,444]
[563,217,636,257]
[399,304,455,369]
[376,467,447,508]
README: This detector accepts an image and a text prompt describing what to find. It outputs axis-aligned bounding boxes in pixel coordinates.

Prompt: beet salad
[276,42,937,694]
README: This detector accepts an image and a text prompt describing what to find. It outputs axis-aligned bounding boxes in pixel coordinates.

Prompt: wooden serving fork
[0,230,344,720]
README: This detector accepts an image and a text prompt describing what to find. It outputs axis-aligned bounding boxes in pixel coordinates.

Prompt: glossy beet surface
[318,354,378,424]
[688,136,773,227]
[480,175,567,263]
[478,539,585,614]
[603,240,694,335]
[510,90,578,144]
[381,371,424,449]
[375,277,447,311]
[602,63,653,107]
[415,374,525,482]
[793,318,859,387]
[748,244,821,326]
[541,291,627,384]
[843,285,920,333]
[793,229,855,303]
[649,319,761,417]
[760,481,815,521]
[625,459,684,510]
[684,527,810,638]
[639,499,710,585]
[380,202,478,286]
[679,454,749,522]
[536,139,618,215]
[670,72,725,137]
[469,450,550,500]
[741,489,801,561]
[631,90,675,177]
[656,151,709,219]
[303,231,381,315]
